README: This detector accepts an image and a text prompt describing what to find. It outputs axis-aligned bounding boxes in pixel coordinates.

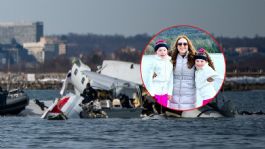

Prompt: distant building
[0,22,43,44]
[0,53,6,68]
[58,43,66,55]
[235,47,258,55]
[110,53,116,59]
[40,36,66,56]
[23,37,65,63]
[0,44,22,65]
[41,36,67,60]
[120,47,137,53]
[23,41,45,63]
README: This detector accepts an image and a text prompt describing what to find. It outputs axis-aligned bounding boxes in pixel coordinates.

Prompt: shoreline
[0,72,264,91]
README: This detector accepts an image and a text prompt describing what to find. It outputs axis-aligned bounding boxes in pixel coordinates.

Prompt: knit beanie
[195,48,208,61]
[154,39,168,52]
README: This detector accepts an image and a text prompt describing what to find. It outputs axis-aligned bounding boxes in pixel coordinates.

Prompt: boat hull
[0,90,29,115]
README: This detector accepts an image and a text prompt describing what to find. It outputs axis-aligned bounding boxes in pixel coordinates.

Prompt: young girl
[147,39,173,107]
[194,48,219,107]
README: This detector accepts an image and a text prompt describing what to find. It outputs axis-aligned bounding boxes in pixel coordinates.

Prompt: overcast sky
[1,0,264,37]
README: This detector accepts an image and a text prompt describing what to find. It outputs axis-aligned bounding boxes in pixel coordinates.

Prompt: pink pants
[154,94,168,107]
[202,99,212,106]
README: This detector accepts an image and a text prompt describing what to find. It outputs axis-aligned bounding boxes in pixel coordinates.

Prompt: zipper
[179,56,183,105]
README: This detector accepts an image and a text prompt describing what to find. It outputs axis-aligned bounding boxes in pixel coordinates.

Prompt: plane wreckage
[39,59,234,120]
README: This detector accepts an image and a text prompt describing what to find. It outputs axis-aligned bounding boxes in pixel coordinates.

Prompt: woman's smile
[177,38,188,55]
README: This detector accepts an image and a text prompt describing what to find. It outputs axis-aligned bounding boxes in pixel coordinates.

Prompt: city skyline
[0,0,265,37]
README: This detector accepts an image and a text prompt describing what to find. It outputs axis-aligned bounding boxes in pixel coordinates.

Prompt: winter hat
[195,48,208,61]
[154,39,168,52]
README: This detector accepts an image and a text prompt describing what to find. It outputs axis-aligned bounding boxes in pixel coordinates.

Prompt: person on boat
[119,94,133,108]
[35,99,48,111]
[132,94,141,108]
[0,86,8,98]
[0,86,5,105]
[81,82,97,104]
[0,86,7,94]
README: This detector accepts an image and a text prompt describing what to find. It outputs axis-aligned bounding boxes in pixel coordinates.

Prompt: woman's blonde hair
[171,35,196,69]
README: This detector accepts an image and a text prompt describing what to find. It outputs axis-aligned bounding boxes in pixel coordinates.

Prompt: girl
[147,39,173,107]
[194,48,219,107]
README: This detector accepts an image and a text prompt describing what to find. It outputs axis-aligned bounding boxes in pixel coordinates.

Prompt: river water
[0,90,264,149]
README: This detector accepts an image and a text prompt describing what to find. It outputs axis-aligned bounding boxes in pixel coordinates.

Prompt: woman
[167,35,197,110]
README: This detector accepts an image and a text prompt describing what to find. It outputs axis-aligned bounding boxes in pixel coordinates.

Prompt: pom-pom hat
[195,48,208,61]
[154,39,168,52]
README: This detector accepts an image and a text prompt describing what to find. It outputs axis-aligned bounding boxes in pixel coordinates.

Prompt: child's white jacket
[195,64,218,101]
[147,55,173,96]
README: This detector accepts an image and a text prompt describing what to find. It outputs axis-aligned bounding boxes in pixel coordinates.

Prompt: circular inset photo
[141,25,225,111]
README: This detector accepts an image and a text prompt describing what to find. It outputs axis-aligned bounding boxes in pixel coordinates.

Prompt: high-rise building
[0,22,43,44]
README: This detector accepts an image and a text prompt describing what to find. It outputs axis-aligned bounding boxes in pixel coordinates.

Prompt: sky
[0,0,264,37]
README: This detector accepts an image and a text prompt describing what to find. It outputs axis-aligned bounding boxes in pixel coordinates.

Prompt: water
[223,90,265,112]
[0,90,265,148]
[24,89,61,101]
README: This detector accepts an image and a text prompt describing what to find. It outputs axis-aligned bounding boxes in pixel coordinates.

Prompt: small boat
[0,89,29,115]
